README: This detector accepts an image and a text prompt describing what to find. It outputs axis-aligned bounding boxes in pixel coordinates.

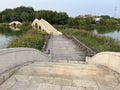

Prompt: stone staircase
[0,62,119,90]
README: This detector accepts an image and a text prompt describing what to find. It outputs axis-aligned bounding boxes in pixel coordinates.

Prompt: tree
[97,18,118,26]
[100,15,110,19]
[2,14,10,22]
[21,12,29,22]
[54,12,69,25]
[68,17,79,26]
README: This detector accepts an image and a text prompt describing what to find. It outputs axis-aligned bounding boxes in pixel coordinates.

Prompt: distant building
[84,14,92,18]
[93,16,102,22]
[76,14,93,18]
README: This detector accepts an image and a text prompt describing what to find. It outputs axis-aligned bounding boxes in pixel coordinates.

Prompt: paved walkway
[0,62,119,90]
[46,35,85,61]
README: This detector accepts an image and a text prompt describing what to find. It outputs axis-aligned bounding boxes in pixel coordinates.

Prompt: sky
[0,0,120,18]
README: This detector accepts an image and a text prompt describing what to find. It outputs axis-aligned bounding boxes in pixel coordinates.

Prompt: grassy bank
[8,29,47,50]
[58,28,120,52]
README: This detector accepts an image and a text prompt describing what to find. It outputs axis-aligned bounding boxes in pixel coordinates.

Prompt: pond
[93,29,120,41]
[0,26,22,49]
[0,34,16,49]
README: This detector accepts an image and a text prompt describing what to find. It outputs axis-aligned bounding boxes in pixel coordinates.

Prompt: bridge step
[0,62,119,90]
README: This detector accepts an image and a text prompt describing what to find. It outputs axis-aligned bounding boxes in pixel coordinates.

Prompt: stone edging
[41,33,51,52]
[63,33,96,57]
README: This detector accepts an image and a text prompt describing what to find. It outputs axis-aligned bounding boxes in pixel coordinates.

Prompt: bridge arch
[39,25,41,30]
[35,22,38,28]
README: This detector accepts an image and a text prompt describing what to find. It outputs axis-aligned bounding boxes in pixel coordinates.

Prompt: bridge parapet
[41,33,52,52]
[63,33,95,57]
[86,52,120,74]
[0,48,49,84]
[0,48,49,75]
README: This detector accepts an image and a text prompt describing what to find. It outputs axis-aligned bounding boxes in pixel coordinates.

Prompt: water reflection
[0,34,16,49]
[9,26,20,31]
[0,26,22,36]
[0,26,21,48]
[93,30,120,41]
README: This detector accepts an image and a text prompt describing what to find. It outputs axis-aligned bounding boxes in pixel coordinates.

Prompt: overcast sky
[0,0,120,17]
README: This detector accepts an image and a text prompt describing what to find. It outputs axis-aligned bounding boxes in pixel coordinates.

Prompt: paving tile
[77,87,86,90]
[37,83,61,90]
[62,86,77,90]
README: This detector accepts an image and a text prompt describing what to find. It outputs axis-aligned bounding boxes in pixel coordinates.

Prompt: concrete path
[46,35,85,61]
[0,62,119,90]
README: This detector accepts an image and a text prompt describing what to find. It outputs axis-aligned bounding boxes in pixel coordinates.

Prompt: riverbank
[8,29,47,50]
[0,22,47,50]
[0,23,21,49]
[57,28,120,52]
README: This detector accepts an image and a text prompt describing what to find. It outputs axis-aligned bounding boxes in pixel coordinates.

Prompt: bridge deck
[0,62,119,90]
[46,35,85,61]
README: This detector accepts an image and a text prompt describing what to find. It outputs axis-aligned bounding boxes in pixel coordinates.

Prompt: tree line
[67,16,120,30]
[0,6,120,29]
[0,6,68,25]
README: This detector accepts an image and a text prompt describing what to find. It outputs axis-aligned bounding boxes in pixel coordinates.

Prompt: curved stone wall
[86,52,120,74]
[0,48,49,74]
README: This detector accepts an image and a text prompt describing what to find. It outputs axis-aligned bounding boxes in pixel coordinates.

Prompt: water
[0,34,15,49]
[0,26,22,49]
[93,29,120,41]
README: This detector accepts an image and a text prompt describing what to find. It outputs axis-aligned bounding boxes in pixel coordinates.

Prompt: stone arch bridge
[0,19,120,90]
[32,18,62,35]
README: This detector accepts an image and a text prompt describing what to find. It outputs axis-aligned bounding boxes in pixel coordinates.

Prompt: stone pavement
[0,62,119,90]
[46,35,85,61]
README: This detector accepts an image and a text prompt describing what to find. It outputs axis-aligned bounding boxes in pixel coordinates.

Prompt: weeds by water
[58,28,120,52]
[0,22,47,50]
[8,29,47,50]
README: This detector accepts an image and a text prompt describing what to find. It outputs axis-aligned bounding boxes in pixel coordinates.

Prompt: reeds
[60,28,120,52]
[8,29,47,50]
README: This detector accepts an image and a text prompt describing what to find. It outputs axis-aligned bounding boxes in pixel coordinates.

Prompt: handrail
[41,33,51,52]
[87,52,120,74]
[0,48,48,56]
[72,36,95,56]
[0,48,49,75]
[63,33,96,57]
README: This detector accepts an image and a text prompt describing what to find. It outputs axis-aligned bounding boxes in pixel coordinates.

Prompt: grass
[58,28,120,53]
[8,29,47,50]
[0,22,48,50]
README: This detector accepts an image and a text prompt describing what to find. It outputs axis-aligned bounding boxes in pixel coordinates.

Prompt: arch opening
[35,23,38,28]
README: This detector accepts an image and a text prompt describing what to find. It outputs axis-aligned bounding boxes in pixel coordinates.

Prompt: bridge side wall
[0,48,49,74]
[86,52,120,74]
[63,33,95,57]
